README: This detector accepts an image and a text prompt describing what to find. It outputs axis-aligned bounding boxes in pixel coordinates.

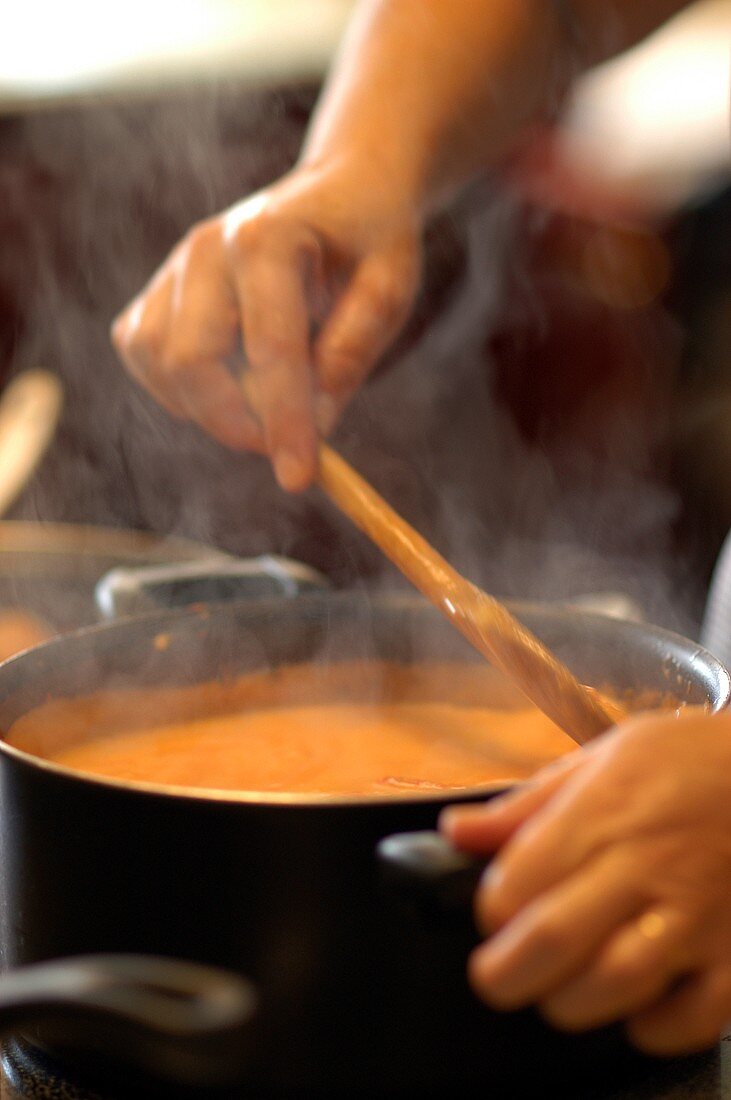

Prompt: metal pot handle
[95,554,330,620]
[377,830,488,914]
[0,954,256,1087]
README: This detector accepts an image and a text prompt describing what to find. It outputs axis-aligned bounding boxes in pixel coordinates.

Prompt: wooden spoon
[317,443,622,746]
[0,370,63,517]
[238,373,620,744]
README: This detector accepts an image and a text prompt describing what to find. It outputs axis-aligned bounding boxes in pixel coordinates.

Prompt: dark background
[0,81,728,634]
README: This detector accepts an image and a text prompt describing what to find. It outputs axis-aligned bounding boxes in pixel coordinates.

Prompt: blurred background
[0,0,729,637]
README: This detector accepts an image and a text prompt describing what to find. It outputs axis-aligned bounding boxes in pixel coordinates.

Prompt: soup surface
[7,660,622,797]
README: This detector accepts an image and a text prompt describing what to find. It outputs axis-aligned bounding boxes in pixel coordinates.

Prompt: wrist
[296,143,431,223]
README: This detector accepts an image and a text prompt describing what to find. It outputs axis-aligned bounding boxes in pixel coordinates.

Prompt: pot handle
[0,953,256,1087]
[377,830,488,914]
[95,554,330,619]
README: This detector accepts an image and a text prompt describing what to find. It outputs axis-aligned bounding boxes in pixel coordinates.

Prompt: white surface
[563,0,731,211]
[2,0,727,211]
[1,0,354,111]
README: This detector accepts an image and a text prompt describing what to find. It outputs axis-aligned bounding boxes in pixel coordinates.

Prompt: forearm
[300,0,691,214]
[300,0,566,213]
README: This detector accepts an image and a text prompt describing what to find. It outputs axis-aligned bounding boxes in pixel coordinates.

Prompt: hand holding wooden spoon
[317,443,623,746]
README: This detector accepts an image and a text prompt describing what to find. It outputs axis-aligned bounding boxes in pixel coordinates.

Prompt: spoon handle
[317,442,621,745]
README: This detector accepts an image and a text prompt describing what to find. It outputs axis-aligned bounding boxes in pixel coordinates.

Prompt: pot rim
[0,593,727,808]
[0,738,518,806]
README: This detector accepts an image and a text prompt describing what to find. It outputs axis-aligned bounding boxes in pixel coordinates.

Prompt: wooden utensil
[317,442,621,745]
[0,370,63,517]
[238,372,620,744]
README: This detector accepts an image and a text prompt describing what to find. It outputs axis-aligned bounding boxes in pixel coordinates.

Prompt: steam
[4,83,316,553]
[1,75,703,637]
[336,182,699,634]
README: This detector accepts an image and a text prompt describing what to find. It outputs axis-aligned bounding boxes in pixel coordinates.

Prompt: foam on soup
[6,660,632,797]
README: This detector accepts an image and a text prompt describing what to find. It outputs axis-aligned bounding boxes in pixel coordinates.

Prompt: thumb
[439,750,586,853]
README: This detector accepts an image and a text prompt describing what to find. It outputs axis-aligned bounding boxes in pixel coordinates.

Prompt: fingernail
[110,316,124,345]
[480,862,501,893]
[315,394,337,435]
[438,807,462,838]
[440,803,498,834]
[468,942,511,1003]
[274,449,307,492]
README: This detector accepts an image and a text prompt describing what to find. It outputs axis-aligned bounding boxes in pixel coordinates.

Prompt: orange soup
[6,660,619,797]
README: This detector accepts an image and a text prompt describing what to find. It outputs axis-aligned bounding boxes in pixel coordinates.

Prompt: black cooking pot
[0,521,325,631]
[0,578,727,1097]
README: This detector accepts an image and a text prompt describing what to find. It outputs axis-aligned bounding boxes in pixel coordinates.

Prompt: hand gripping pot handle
[377,830,489,913]
[95,554,330,619]
[0,954,257,1087]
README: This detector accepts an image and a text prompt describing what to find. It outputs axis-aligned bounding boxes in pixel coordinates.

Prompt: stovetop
[0,1035,730,1100]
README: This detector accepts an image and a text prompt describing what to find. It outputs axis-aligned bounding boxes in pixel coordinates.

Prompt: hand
[440,709,731,1055]
[111,159,422,491]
